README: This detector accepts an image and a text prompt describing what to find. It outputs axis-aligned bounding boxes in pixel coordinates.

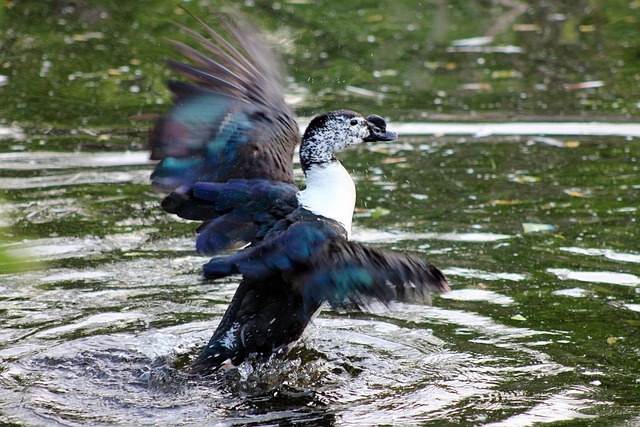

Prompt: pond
[1,1,639,426]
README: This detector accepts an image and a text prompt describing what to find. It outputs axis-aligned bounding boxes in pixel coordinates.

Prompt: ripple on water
[443,267,526,282]
[548,268,640,286]
[552,287,591,298]
[0,151,151,170]
[0,170,150,189]
[440,289,515,306]
[559,246,640,264]
[0,305,591,426]
[1,143,623,425]
[353,229,512,243]
[3,233,194,262]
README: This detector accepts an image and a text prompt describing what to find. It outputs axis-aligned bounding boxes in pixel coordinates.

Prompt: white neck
[297,162,355,238]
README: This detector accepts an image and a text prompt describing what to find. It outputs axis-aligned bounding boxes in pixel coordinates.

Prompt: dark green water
[1,1,639,426]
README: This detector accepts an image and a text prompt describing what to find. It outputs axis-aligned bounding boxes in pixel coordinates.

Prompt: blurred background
[1,0,639,130]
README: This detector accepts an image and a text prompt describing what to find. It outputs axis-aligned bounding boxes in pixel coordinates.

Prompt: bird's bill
[365,128,398,142]
[363,115,398,142]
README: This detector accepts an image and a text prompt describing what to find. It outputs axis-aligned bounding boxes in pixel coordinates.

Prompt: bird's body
[150,12,449,374]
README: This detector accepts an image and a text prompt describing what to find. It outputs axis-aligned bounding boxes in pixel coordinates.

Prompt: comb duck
[149,12,449,374]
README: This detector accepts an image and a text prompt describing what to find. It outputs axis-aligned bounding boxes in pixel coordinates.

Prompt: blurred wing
[149,12,300,251]
[150,12,299,193]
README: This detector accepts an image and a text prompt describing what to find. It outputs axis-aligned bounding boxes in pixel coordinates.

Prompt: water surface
[1,134,638,425]
[1,0,639,425]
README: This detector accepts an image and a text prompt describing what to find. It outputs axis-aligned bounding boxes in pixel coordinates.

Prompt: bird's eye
[350,119,359,126]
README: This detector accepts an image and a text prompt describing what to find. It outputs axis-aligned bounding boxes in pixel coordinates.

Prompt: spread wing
[149,12,300,253]
[203,213,450,312]
[302,238,449,311]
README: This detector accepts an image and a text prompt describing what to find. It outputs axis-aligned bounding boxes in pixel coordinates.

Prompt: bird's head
[300,110,398,170]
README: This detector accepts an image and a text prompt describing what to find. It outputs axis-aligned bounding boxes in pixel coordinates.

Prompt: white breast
[297,162,356,237]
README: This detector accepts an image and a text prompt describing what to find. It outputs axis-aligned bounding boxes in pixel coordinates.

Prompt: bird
[149,10,450,374]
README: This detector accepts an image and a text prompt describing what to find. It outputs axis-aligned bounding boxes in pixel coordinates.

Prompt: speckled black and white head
[297,110,397,237]
[299,110,397,172]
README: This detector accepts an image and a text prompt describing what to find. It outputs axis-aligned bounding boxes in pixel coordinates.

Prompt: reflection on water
[1,135,638,425]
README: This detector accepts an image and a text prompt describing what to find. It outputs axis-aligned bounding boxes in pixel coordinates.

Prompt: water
[1,134,638,425]
[1,0,640,425]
